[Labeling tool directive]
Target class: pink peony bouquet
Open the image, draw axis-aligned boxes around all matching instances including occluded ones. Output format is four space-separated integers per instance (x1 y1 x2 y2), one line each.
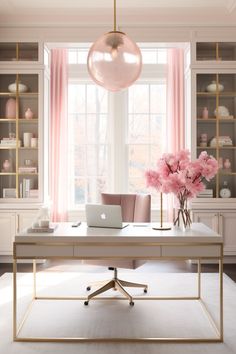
145 150 218 228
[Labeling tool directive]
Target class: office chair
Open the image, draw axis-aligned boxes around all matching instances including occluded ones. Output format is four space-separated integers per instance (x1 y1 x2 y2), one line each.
84 193 151 306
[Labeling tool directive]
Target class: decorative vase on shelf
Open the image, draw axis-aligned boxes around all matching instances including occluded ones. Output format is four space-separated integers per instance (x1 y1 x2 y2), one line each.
8 81 28 93
224 158 231 170
206 80 224 93
202 107 209 119
5 98 16 118
2 159 11 172
24 108 34 119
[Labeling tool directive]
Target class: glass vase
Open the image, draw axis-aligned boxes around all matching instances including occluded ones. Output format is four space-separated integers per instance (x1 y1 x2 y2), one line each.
173 207 192 231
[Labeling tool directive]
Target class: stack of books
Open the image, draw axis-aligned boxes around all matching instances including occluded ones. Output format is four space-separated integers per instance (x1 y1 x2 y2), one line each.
18 166 37 174
197 189 213 198
0 138 21 147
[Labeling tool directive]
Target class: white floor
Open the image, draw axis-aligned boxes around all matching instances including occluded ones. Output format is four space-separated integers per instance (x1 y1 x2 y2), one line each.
0 271 235 353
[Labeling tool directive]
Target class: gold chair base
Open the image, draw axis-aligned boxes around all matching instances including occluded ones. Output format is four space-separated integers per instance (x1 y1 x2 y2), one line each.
85 275 148 305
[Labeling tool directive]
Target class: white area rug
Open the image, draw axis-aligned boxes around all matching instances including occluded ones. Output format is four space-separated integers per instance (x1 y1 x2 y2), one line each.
0 271 236 353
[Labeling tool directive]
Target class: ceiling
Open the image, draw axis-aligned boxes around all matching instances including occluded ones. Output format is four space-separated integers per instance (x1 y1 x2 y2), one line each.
0 0 236 27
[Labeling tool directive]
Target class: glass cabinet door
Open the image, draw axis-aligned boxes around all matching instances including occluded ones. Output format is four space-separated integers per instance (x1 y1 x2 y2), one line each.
0 42 38 62
196 42 236 61
196 72 236 198
0 73 39 200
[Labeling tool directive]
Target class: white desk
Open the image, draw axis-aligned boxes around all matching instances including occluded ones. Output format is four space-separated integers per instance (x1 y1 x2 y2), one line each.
13 222 223 343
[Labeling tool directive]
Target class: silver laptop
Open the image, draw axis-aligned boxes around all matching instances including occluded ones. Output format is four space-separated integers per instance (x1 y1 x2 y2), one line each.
85 204 129 229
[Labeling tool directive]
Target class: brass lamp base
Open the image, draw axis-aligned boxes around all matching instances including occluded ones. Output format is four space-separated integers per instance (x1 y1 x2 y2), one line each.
152 223 172 231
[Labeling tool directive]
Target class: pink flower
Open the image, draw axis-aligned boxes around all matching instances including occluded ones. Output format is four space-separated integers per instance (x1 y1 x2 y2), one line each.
145 149 218 202
145 170 162 190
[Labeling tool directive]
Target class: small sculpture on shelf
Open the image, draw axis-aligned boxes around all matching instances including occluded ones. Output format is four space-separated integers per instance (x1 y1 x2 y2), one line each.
223 158 231 172
214 106 233 119
202 107 209 119
24 108 34 119
199 133 208 147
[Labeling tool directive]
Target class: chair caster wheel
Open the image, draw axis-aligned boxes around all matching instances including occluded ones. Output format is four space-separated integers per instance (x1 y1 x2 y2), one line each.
84 301 89 306
86 286 91 291
129 301 134 306
144 288 147 293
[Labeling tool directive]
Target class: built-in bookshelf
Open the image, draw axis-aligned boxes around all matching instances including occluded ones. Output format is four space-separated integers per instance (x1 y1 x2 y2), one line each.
0 43 40 201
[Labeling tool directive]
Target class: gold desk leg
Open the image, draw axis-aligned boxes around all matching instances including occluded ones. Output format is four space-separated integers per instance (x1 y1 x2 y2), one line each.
219 245 224 342
33 260 36 299
13 258 17 341
198 259 201 299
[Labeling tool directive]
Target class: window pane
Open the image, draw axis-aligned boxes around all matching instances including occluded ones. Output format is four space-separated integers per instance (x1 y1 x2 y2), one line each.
87 145 108 176
87 114 108 144
150 84 166 113
157 49 167 64
77 50 88 64
141 49 157 64
87 85 107 113
74 178 85 205
68 50 77 64
128 145 149 178
128 114 149 144
86 177 107 203
128 85 149 114
150 114 163 144
68 84 85 113
74 146 85 176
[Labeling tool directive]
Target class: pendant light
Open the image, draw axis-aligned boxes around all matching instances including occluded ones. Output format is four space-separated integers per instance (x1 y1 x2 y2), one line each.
87 0 142 92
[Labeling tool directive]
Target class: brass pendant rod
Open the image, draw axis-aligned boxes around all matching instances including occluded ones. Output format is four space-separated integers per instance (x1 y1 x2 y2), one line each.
114 0 117 32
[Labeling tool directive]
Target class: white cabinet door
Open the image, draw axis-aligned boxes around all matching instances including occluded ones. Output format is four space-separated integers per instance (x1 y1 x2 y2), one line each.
18 211 38 232
192 212 218 232
219 212 236 256
0 213 16 254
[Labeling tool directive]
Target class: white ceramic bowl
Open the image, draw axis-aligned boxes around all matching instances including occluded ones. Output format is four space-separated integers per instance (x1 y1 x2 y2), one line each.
8 82 28 93
206 81 224 93
214 106 229 117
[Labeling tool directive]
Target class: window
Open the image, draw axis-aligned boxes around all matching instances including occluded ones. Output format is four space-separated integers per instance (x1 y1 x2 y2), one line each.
68 84 108 206
68 46 167 209
128 82 166 205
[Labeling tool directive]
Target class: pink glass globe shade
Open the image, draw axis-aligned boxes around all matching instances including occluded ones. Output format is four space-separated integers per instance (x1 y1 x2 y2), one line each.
87 31 142 92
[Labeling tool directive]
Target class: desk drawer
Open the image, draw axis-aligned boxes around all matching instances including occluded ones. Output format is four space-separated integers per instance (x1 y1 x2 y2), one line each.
15 245 74 258
74 245 161 258
161 245 221 258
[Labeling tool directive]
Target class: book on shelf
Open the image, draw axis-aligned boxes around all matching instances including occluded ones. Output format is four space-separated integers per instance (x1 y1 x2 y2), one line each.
3 188 17 198
18 166 37 174
197 189 213 198
20 178 31 198
0 139 21 147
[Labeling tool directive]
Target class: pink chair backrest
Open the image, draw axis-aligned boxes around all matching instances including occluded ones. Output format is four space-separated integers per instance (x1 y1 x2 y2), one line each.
101 193 151 222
